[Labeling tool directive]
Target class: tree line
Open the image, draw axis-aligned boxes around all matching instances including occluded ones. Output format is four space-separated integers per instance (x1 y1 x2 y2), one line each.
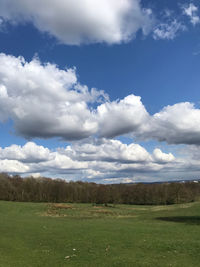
0 173 200 205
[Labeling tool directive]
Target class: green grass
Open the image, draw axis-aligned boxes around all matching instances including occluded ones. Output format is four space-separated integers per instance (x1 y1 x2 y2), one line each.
1 201 200 267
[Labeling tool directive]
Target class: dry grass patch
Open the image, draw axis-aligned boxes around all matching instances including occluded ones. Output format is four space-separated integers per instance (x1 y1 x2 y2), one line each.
91 209 113 214
51 203 74 209
42 203 76 217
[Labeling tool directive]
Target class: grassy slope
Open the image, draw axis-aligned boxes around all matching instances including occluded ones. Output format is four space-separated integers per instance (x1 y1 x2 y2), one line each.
0 201 200 267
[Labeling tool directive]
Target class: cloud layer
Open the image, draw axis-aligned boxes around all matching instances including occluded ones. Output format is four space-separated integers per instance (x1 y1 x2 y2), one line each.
0 139 199 183
0 51 198 182
1 53 200 146
0 140 178 182
0 0 153 45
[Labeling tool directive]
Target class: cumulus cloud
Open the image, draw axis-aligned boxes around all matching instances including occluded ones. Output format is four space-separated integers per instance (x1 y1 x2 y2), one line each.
0 142 52 163
147 102 200 145
97 94 149 138
1 53 200 146
39 153 88 172
0 142 88 174
153 148 175 163
0 0 153 45
1 140 200 183
0 140 177 181
182 3 200 25
61 138 152 163
0 159 29 173
96 97 200 146
0 53 107 140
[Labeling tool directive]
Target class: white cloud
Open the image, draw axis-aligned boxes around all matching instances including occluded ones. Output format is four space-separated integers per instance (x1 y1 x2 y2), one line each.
0 0 153 45
61 138 152 163
182 3 200 25
96 96 200 146
0 142 88 174
0 159 29 173
147 102 200 145
0 142 52 163
153 19 186 40
0 53 106 140
153 148 175 163
39 152 88 171
1 54 200 146
0 140 176 180
1 140 200 183
97 94 149 138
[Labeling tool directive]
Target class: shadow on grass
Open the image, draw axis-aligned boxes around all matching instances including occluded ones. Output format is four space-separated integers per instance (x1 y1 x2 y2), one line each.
156 216 200 225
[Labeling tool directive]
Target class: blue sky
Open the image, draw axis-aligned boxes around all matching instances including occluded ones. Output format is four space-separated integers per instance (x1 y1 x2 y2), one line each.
0 0 200 183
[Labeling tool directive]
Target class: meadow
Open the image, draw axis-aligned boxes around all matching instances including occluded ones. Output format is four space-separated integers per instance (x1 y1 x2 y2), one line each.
1 201 200 267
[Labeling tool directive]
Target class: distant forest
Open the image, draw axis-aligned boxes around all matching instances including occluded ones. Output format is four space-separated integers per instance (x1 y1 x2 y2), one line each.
0 173 200 205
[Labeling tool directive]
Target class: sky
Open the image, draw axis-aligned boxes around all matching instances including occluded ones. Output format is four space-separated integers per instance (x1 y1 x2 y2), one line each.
0 0 200 183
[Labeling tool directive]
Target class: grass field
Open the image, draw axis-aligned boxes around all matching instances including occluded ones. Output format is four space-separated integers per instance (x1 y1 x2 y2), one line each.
1 201 200 267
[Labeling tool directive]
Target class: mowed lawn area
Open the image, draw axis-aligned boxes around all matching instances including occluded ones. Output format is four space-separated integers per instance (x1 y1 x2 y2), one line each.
1 201 200 267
